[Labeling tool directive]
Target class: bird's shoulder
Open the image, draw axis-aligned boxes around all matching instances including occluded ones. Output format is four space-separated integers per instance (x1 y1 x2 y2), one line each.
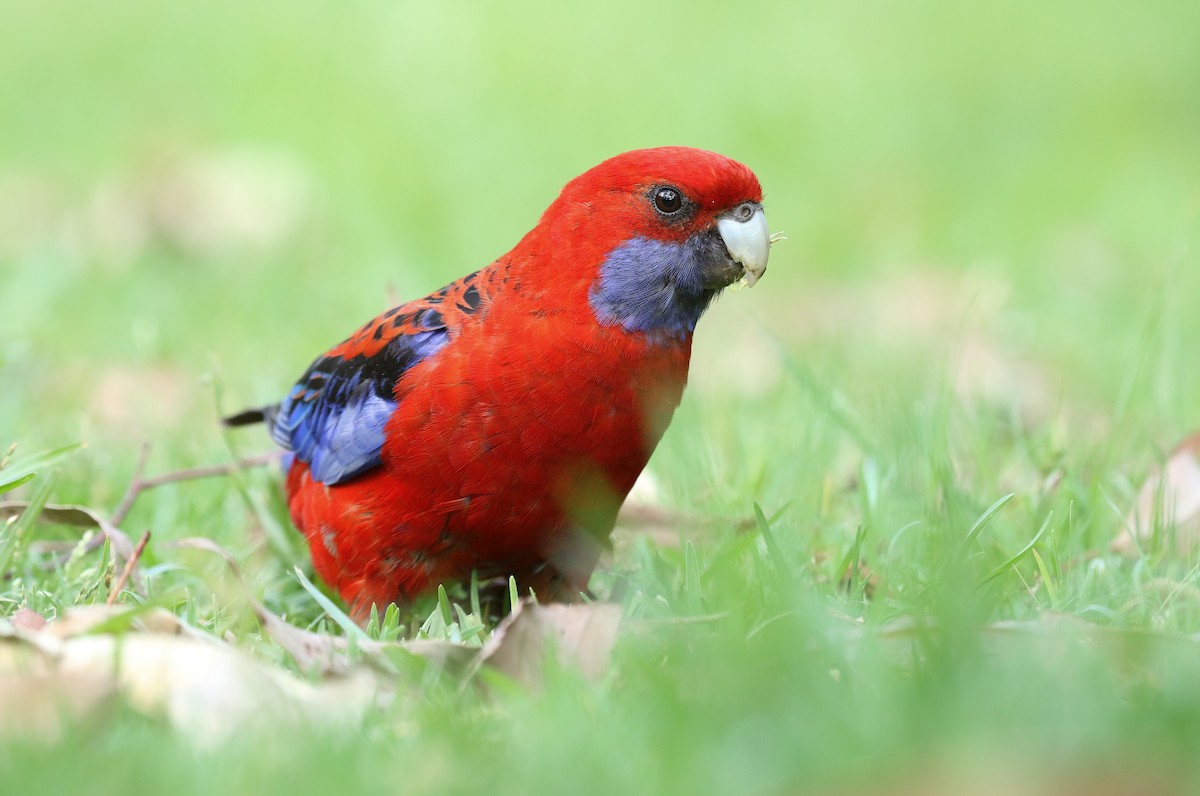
270 268 494 484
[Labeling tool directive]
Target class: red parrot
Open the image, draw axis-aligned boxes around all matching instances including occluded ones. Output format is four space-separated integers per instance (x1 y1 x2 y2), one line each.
227 147 770 618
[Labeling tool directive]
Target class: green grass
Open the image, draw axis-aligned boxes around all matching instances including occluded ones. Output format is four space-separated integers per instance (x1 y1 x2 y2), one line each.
3 0 1200 792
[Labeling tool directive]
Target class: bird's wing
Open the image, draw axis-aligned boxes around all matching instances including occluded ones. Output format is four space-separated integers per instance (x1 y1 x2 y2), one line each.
264 270 486 485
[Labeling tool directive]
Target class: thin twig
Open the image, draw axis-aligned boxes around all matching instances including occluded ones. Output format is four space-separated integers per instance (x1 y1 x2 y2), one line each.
112 448 281 527
107 529 150 605
6 449 281 584
71 450 283 561
133 451 282 491
111 442 151 527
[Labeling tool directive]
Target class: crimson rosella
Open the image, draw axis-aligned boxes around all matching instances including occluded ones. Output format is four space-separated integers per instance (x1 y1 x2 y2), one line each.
226 147 771 618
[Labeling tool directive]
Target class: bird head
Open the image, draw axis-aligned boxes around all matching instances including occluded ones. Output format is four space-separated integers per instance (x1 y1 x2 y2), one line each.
542 147 771 339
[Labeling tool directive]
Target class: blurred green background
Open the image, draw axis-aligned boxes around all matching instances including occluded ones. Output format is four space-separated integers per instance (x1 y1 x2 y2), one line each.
3 0 1197 454
3 0 1200 793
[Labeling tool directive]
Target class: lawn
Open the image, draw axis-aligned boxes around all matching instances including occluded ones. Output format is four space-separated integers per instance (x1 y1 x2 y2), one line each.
3 1 1200 793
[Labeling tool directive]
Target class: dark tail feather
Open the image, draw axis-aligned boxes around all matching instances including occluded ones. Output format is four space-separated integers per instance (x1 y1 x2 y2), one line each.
222 405 279 428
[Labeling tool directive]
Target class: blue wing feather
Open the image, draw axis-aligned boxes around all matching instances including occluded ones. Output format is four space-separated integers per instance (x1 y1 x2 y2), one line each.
270 321 450 485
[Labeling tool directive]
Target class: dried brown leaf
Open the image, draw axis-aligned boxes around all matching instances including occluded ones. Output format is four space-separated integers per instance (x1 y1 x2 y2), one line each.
164 536 476 678
4 616 382 747
0 667 118 742
0 622 116 742
478 600 623 687
40 605 201 641
1114 433 1200 555
59 633 313 746
253 605 351 676
613 493 754 553
0 501 138 568
10 607 47 633
256 600 480 678
1 536 502 746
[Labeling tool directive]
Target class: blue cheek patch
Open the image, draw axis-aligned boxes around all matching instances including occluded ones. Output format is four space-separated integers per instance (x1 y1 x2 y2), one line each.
589 236 718 339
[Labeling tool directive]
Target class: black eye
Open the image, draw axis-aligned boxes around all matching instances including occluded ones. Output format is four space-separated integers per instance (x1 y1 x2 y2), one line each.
653 186 684 215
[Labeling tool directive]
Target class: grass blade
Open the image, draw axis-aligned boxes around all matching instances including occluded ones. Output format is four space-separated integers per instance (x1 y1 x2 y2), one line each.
982 511 1054 585
293 566 369 642
0 471 57 575
0 473 35 494
835 522 870 601
684 540 702 614
754 503 793 594
0 443 82 496
958 493 1016 554
438 584 453 626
